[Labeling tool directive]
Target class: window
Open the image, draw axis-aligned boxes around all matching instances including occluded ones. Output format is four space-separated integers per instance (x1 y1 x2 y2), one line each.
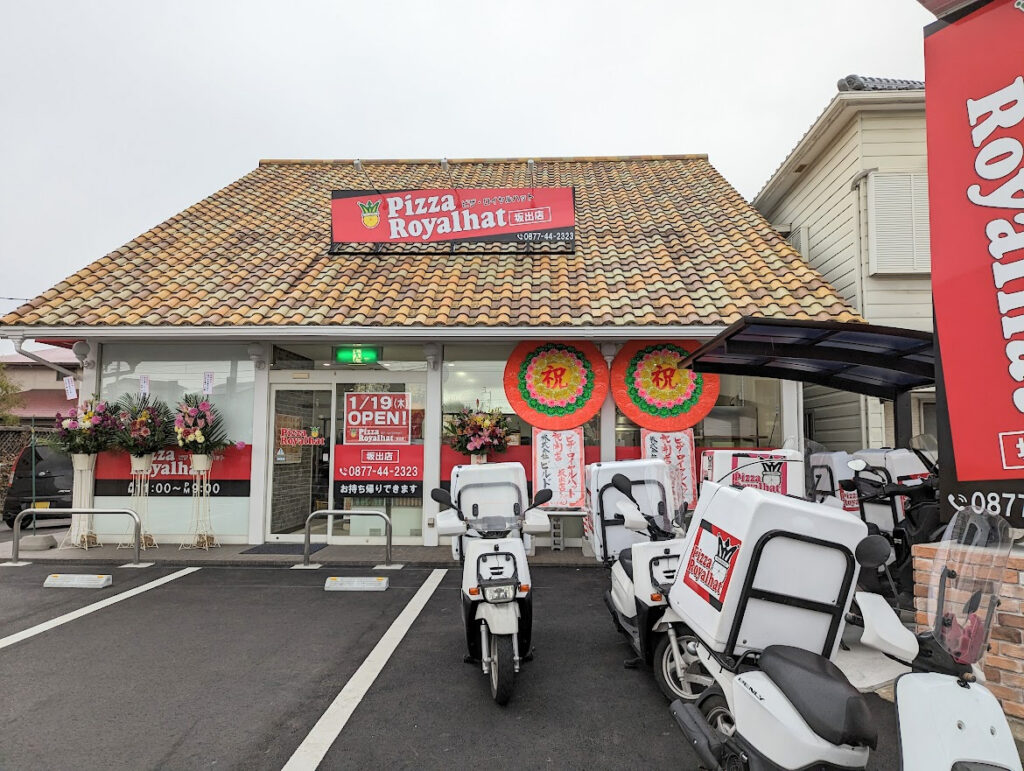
868 172 931 274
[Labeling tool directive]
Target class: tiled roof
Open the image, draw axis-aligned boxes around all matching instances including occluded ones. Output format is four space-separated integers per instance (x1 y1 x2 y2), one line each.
2 156 861 330
837 74 924 92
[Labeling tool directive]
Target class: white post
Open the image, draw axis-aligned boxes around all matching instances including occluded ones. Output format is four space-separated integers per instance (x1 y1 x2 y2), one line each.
247 343 270 544
422 344 442 547
780 379 803 451
600 343 618 461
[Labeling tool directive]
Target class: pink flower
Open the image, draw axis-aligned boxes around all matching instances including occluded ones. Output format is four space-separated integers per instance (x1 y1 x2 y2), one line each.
188 407 199 417
68 408 77 418
141 427 151 437
91 415 102 425
199 401 211 411
68 420 79 430
234 441 246 450
95 402 106 413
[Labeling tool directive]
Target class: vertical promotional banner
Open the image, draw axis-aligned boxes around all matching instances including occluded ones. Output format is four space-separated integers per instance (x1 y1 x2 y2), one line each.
925 0 1024 523
640 428 698 509
532 427 585 508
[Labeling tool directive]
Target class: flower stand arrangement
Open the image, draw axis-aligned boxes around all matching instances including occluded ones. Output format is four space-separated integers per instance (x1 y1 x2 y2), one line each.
52 398 117 549
445 408 510 465
174 395 236 550
112 394 172 550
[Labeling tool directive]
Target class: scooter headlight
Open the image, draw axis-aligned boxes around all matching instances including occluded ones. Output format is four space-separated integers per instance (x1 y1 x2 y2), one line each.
482 583 517 603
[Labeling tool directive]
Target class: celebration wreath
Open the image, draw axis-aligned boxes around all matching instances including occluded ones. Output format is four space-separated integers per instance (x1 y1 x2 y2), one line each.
611 340 720 431
503 341 609 430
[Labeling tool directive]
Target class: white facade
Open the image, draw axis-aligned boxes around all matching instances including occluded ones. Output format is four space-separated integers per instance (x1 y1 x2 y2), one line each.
753 88 933 452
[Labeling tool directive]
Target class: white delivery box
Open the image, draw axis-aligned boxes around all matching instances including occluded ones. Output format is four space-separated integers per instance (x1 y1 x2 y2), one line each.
699 448 805 499
670 481 867 659
449 462 531 559
853 448 929 528
584 459 675 563
808 450 860 513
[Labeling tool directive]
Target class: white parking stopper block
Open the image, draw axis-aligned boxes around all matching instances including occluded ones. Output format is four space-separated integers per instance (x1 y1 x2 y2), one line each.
373 564 404 570
44 574 113 589
290 563 322 570
324 576 388 592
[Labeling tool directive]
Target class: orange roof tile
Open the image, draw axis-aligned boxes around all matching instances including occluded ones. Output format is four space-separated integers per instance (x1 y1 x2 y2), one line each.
1 156 861 330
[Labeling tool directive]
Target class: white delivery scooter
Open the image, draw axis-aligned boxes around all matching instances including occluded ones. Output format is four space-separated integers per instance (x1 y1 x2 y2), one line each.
662 460 877 770
856 508 1022 771
430 462 551 706
597 462 694 697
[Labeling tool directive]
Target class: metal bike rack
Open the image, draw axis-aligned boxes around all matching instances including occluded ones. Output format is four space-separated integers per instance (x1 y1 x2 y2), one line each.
6 508 145 566
300 509 393 568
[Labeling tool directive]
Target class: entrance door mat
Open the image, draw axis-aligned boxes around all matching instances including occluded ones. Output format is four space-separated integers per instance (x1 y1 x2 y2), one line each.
241 543 327 555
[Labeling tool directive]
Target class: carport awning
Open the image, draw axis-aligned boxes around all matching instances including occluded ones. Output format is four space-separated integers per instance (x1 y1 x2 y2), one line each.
677 317 934 400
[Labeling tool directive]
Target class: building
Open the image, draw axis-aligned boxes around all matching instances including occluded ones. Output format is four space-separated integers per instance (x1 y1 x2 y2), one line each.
752 75 933 452
0 347 81 425
0 155 860 547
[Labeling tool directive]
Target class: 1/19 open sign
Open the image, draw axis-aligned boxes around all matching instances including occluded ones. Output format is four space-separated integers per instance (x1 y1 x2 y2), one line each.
344 392 411 445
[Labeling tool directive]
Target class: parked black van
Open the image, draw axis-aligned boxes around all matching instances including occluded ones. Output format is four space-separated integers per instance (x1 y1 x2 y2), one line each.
3 444 73 528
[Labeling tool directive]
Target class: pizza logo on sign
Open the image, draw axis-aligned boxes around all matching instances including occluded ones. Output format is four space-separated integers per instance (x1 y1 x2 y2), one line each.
358 199 381 229
683 520 742 611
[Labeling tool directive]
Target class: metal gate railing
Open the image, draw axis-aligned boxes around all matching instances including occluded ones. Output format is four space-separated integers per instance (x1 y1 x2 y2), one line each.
8 508 144 566
301 509 392 567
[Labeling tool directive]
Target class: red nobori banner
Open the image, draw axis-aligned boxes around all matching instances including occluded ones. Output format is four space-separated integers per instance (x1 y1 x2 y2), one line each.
330 187 575 247
926 1 1024 480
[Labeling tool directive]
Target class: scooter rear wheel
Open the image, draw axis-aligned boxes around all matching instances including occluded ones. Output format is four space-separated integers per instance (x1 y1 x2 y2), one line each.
490 634 516 705
654 634 713 703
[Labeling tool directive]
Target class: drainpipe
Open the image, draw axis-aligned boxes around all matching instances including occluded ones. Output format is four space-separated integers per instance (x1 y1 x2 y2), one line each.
10 336 78 379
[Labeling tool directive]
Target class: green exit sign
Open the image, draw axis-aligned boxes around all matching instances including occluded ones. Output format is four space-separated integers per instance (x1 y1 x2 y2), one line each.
333 346 380 365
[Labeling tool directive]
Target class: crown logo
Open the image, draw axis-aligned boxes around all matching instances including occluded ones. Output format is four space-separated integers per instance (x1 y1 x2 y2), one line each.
715 535 739 565
358 199 381 229
761 460 783 486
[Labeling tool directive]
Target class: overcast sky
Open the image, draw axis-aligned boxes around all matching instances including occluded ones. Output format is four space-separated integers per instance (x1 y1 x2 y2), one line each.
0 0 934 349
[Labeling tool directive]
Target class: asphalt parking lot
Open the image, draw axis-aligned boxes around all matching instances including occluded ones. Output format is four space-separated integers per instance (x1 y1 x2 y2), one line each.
0 563 899 770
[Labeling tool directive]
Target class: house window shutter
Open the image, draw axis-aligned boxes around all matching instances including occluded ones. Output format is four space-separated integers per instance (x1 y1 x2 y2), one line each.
868 172 931 274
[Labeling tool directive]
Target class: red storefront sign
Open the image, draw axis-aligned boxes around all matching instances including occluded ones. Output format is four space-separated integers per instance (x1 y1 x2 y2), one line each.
331 187 575 247
93 446 252 497
343 392 411 445
926 0 1024 480
334 444 424 498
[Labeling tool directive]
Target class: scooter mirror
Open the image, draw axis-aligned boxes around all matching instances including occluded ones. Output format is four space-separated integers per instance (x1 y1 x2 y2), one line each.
855 534 891 570
430 488 453 508
532 488 553 507
965 589 983 616
848 458 868 473
611 474 635 499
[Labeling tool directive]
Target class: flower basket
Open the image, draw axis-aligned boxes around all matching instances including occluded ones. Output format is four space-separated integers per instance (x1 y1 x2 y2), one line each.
444 409 510 458
190 453 213 473
174 394 236 455
130 453 154 474
53 398 117 455
113 394 173 459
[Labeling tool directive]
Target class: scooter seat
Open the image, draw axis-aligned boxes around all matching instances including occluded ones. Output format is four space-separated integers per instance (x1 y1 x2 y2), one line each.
619 548 633 581
759 645 877 750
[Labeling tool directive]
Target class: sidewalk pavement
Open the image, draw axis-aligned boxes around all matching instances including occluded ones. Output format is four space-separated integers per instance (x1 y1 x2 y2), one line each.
0 532 598 568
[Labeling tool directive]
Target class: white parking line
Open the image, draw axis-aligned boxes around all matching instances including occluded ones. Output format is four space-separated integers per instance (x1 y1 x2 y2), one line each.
0 567 201 651
282 568 448 771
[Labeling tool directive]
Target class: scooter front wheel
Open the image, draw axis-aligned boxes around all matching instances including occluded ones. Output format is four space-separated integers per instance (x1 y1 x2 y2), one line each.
490 634 516 705
654 634 713 703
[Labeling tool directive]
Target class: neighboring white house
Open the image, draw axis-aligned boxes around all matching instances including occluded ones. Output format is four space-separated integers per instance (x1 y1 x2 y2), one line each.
753 74 933 452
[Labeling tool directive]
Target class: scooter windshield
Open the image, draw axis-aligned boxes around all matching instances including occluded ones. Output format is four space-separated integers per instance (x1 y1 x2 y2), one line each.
928 508 1013 665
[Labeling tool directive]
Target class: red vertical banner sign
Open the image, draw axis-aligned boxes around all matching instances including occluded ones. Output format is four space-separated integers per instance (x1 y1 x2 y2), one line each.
926 1 1024 491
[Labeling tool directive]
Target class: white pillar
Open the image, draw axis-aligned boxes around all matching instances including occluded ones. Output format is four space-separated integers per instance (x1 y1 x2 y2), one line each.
422 344 442 546
247 343 270 544
780 379 803 451
600 343 619 461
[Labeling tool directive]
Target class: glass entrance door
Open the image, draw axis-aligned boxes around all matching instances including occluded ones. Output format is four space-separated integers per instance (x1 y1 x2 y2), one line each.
268 387 333 537
330 379 426 542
